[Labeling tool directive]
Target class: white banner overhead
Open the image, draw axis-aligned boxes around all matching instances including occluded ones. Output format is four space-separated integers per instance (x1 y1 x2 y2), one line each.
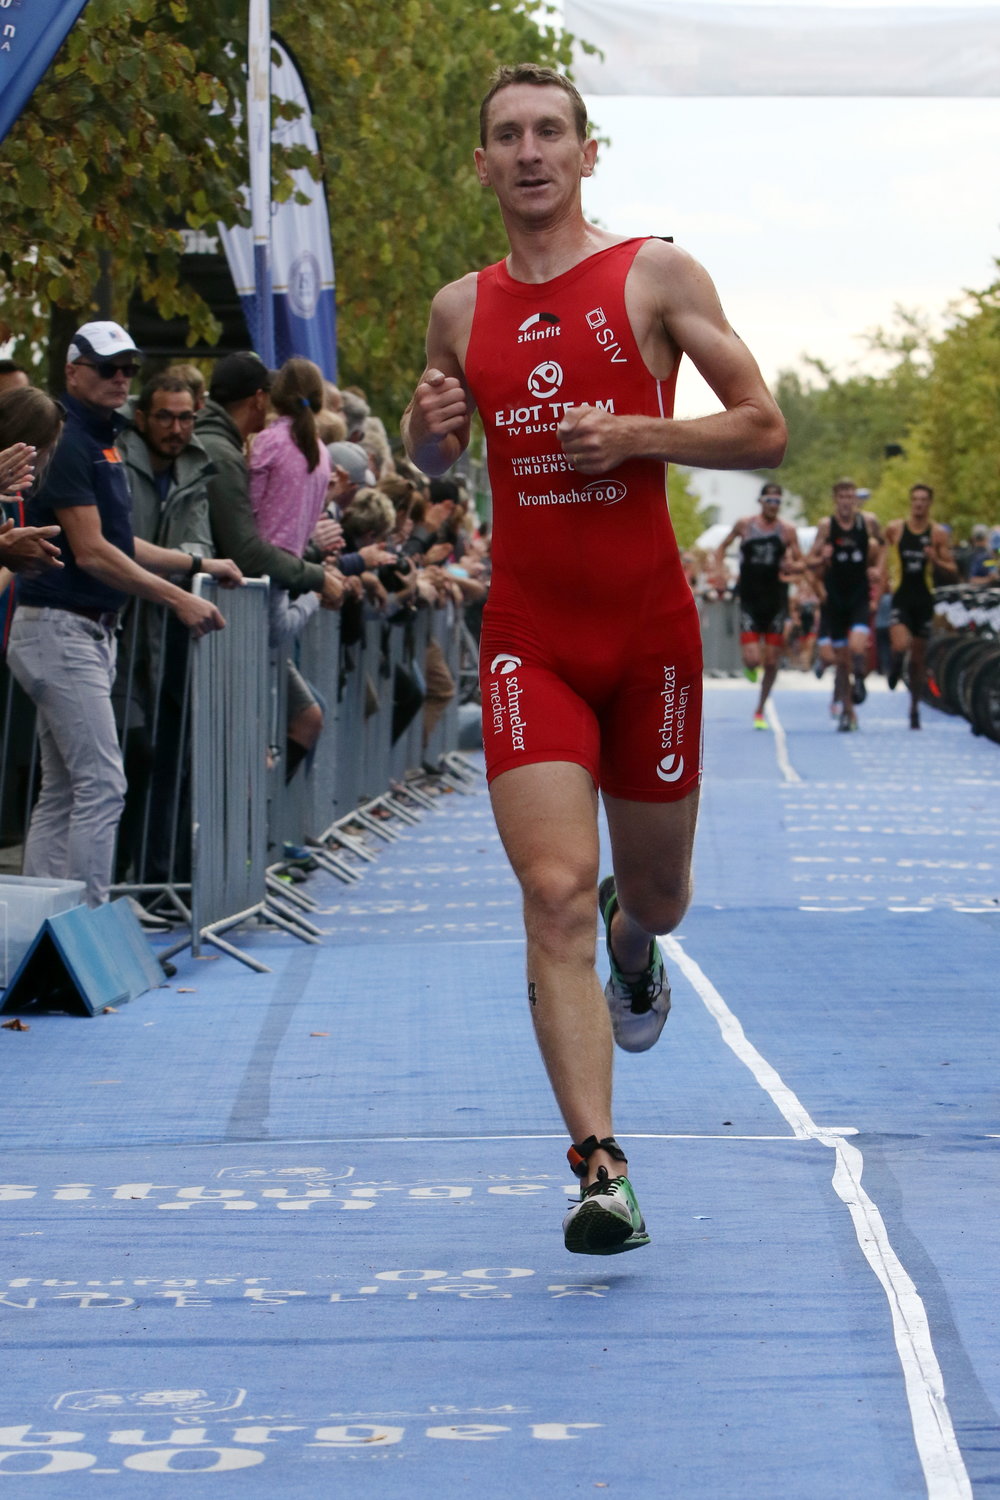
565 1 1000 96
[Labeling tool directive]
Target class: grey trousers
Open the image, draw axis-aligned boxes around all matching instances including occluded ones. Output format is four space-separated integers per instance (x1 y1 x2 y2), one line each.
7 606 127 907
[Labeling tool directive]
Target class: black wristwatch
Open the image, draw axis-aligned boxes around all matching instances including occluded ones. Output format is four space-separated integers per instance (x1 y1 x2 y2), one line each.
189 556 202 576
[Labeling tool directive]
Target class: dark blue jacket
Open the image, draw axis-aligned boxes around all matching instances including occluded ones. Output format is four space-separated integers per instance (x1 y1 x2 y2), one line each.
18 393 135 613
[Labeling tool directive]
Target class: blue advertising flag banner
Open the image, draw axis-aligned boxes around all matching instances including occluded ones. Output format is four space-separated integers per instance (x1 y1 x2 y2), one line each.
0 0 91 146
218 36 337 380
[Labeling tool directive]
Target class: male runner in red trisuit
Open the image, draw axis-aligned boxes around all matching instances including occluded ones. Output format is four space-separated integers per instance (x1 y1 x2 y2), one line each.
402 64 786 1255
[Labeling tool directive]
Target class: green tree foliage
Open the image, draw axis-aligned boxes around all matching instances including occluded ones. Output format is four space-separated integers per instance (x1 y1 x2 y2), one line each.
771 311 930 523
875 276 1000 538
667 467 714 549
0 0 576 411
273 0 575 419
0 0 282 376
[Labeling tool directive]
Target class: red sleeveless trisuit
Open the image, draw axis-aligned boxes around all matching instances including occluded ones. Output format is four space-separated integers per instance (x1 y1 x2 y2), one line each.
465 236 703 802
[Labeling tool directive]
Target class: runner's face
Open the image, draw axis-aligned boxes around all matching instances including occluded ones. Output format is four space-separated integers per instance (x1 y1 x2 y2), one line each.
474 84 596 220
910 489 932 523
833 486 857 518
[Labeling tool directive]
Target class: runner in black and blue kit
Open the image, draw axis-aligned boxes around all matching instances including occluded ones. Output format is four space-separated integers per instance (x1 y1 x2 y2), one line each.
713 482 803 728
880 483 957 729
807 479 881 731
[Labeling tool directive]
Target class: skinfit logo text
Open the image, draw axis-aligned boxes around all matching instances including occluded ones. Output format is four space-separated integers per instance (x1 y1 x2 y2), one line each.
518 313 561 344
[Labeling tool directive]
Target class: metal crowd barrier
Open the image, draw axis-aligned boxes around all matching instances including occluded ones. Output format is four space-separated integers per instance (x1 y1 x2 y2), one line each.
0 580 475 974
697 594 743 676
186 577 274 967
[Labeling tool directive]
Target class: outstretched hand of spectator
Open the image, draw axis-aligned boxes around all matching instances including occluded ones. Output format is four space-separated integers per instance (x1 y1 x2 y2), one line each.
313 516 344 556
200 557 244 589
361 571 388 607
174 592 225 639
0 517 63 574
0 443 36 497
357 543 395 569
319 564 346 610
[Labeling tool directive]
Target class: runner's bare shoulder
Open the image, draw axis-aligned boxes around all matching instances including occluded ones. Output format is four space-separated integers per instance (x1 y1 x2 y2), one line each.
427 272 479 365
632 237 717 303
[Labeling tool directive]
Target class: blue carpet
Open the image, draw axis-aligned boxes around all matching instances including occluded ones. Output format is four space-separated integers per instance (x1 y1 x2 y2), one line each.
0 680 997 1496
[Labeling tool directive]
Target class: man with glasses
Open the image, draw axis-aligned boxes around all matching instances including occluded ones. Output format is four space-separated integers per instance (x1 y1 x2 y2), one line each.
7 322 240 909
117 372 220 897
120 372 215 554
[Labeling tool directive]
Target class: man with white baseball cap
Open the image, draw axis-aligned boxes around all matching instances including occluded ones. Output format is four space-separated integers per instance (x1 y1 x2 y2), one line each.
65 320 142 367
6 321 241 908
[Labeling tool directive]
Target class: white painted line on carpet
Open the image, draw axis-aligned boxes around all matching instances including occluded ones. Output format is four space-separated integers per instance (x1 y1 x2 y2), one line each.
664 936 972 1500
765 699 802 784
252 1132 809 1146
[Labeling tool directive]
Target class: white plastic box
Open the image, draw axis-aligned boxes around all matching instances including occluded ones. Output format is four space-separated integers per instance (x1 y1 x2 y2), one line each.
0 876 87 987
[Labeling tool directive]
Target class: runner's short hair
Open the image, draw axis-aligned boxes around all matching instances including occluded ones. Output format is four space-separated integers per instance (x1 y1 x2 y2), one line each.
479 65 589 146
910 482 934 501
832 477 857 494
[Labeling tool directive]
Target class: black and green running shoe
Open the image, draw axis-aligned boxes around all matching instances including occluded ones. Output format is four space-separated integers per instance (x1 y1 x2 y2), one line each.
563 1165 651 1255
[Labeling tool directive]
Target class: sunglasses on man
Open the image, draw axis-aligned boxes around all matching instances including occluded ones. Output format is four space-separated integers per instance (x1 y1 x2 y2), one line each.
76 360 141 381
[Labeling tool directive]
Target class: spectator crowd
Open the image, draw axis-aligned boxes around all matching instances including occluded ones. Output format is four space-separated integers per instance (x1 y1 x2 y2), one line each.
0 326 489 926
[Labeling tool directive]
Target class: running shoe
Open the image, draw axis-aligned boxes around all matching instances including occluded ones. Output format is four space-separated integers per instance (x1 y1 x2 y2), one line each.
887 655 903 691
851 676 867 705
598 876 671 1053
563 1165 650 1255
813 660 827 680
837 709 855 733
753 712 769 730
910 707 921 730
743 665 759 684
282 842 319 871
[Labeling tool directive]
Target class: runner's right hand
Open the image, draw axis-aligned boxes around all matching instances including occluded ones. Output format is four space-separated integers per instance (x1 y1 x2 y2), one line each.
413 369 467 438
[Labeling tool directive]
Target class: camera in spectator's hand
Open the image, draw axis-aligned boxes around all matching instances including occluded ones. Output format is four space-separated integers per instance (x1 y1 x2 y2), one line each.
377 555 413 593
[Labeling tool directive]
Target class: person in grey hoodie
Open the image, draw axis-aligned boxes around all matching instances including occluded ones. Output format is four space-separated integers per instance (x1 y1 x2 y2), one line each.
197 352 345 786
116 371 224 892
119 372 215 556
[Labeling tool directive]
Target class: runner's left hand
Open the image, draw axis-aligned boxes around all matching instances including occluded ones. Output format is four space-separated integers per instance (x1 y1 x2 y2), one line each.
557 405 627 474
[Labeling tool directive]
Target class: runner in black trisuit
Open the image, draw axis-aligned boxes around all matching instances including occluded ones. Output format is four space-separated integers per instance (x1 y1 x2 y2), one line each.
806 479 882 731
879 483 958 729
713 482 803 728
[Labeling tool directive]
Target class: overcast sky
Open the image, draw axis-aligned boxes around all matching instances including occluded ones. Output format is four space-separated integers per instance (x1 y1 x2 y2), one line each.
573 4 1000 417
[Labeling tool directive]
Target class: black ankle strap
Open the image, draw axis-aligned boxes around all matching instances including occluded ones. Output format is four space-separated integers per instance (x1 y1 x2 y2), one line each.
567 1135 627 1179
